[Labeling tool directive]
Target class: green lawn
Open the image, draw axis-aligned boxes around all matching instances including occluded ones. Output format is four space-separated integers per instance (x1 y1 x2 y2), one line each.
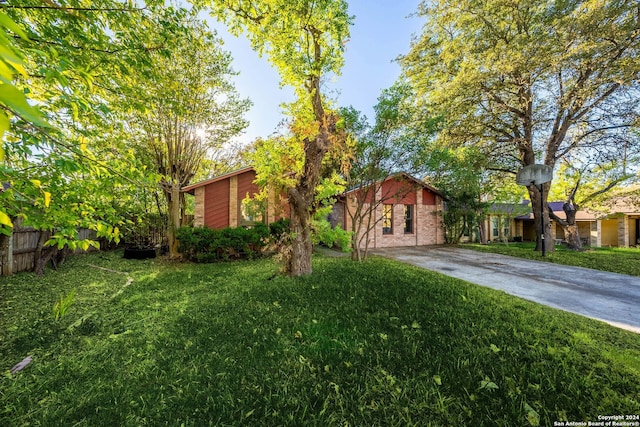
1 250 639 426
463 242 640 277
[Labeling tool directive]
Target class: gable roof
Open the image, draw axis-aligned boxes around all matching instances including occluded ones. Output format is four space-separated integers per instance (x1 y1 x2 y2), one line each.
182 166 254 195
183 168 443 199
343 172 443 198
515 201 599 221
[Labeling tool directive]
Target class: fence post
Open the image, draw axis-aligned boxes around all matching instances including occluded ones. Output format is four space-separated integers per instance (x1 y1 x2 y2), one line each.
1 229 14 276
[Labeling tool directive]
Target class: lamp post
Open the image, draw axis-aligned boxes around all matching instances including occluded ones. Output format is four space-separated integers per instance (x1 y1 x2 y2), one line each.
516 164 553 257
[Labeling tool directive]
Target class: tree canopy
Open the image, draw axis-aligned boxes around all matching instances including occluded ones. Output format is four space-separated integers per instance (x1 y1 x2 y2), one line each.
402 0 640 251
125 14 250 258
0 1 253 272
197 0 352 275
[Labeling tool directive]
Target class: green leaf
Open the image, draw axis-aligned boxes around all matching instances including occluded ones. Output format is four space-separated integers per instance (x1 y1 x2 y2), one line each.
479 378 499 391
0 44 27 77
0 83 49 127
0 210 13 228
524 402 540 426
0 12 29 40
0 111 8 159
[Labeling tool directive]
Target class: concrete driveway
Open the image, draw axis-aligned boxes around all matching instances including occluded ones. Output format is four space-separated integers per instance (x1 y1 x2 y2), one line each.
371 246 640 334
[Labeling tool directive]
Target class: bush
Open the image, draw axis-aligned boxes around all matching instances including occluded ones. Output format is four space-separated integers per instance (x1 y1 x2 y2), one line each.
269 218 290 240
312 218 352 252
176 224 270 262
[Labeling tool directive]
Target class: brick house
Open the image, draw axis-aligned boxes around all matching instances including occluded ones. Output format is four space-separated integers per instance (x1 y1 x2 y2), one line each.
182 167 288 228
183 168 445 249
332 173 445 249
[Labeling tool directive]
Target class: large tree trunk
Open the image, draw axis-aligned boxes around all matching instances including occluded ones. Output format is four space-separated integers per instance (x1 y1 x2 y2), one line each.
287 199 313 275
562 202 582 249
167 181 181 259
528 184 554 254
477 217 487 244
284 73 337 276
286 124 328 275
562 223 582 250
33 230 57 276
550 202 583 250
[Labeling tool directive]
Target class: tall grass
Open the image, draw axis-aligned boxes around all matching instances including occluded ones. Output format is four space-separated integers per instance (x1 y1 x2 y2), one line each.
1 250 639 426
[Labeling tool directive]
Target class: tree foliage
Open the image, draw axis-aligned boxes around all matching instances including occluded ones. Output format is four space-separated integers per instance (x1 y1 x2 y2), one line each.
198 0 352 275
422 146 490 244
0 1 229 272
547 157 637 249
126 14 250 258
340 82 436 260
402 0 640 252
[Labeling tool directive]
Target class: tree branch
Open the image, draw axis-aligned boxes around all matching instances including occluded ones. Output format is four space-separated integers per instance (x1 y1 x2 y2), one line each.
548 205 567 227
0 4 147 13
18 35 165 55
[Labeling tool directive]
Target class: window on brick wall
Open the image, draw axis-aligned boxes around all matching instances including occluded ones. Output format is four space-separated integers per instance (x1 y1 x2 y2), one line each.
240 202 263 226
404 205 413 234
382 204 393 235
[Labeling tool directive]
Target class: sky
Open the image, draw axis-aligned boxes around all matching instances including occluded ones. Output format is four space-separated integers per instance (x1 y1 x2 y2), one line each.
200 1 424 145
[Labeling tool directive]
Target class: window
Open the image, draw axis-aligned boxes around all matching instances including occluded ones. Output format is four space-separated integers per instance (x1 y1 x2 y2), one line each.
503 223 510 238
404 205 413 234
241 202 263 226
382 204 393 234
492 217 499 237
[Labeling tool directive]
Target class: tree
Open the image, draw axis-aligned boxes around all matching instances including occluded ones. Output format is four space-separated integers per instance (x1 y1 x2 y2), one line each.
548 156 638 249
199 0 352 275
341 82 434 260
421 146 490 244
127 15 250 259
402 0 640 254
0 1 211 272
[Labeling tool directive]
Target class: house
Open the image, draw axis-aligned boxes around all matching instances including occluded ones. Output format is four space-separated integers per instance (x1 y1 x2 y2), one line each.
515 200 640 247
183 168 446 249
182 167 288 229
481 202 531 243
331 173 445 249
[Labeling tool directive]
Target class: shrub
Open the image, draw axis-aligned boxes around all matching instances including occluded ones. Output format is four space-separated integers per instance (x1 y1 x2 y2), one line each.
269 218 290 240
177 225 270 262
312 218 352 252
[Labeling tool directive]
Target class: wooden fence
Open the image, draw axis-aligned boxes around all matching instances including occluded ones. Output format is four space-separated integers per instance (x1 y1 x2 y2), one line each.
0 228 98 276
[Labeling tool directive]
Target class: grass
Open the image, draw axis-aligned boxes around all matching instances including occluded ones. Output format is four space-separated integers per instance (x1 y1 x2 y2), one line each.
463 242 640 277
1 250 639 426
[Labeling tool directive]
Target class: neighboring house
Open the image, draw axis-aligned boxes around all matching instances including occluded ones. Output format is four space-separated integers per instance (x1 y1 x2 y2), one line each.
482 202 531 243
182 167 288 229
515 200 640 248
332 173 445 249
